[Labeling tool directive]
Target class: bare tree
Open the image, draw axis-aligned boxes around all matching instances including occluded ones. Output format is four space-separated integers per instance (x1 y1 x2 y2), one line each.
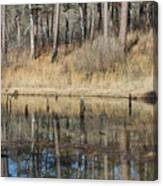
83 4 87 40
34 7 39 58
1 5 7 64
29 4 35 59
86 4 91 39
65 13 69 52
97 3 102 32
50 6 54 43
79 4 85 43
135 3 140 29
46 9 50 42
104 2 108 43
38 11 45 50
51 4 60 63
90 4 95 41
63 4 70 52
15 10 21 47
119 2 128 54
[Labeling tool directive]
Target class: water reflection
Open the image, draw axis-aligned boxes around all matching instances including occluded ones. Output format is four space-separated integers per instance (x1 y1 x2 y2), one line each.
1 96 157 180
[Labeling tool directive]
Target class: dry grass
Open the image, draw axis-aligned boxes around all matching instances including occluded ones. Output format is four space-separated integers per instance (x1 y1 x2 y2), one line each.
2 31 154 97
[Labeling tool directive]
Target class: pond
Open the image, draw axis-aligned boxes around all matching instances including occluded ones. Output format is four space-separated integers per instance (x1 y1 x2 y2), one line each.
1 96 157 180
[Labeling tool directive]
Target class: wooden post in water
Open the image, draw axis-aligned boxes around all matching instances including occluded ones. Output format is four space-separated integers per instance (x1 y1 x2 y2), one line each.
6 95 9 113
55 94 58 101
46 98 51 141
80 97 87 144
46 98 50 113
129 93 132 116
80 96 85 119
9 97 12 114
25 104 29 120
66 117 70 141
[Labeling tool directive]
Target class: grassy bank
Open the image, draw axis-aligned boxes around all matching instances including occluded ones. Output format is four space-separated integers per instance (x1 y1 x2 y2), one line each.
2 31 154 97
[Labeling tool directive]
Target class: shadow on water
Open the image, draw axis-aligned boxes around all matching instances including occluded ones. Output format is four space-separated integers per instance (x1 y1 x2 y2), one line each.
141 91 158 105
1 95 157 180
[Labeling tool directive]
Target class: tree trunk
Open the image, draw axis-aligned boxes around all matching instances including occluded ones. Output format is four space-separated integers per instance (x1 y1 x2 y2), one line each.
79 4 85 43
90 4 95 41
39 13 45 49
128 3 133 31
38 11 42 50
97 3 102 32
1 5 7 65
65 12 69 51
34 8 39 58
135 3 140 29
46 11 50 42
51 4 60 63
15 13 21 47
29 4 35 59
108 3 113 36
104 2 108 43
51 6 54 43
112 4 120 36
86 4 91 39
146 2 151 31
83 4 87 40
119 2 128 54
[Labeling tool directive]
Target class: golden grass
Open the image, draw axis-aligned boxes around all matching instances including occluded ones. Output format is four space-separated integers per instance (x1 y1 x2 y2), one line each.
2 31 154 97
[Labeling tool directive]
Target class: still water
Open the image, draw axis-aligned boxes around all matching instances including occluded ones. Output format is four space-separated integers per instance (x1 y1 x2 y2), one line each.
1 96 157 180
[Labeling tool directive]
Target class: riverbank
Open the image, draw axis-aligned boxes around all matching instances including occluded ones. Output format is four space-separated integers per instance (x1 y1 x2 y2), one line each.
2 31 155 99
2 76 153 98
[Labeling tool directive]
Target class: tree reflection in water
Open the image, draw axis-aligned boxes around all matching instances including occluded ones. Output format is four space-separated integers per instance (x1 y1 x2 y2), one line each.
1 96 157 180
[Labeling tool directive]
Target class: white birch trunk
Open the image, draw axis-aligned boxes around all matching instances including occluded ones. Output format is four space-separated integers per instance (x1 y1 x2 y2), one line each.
29 4 35 59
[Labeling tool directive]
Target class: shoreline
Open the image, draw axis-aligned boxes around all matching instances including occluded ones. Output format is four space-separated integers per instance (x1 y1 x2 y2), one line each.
1 87 157 101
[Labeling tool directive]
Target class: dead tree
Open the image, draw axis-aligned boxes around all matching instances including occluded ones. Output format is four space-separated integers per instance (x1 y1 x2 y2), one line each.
97 3 102 32
90 4 95 41
119 2 128 54
46 10 50 42
65 13 69 53
51 6 54 43
38 11 44 51
15 10 21 47
86 4 91 39
29 4 35 59
104 2 108 44
83 4 87 40
79 4 85 43
51 4 60 63
1 5 7 64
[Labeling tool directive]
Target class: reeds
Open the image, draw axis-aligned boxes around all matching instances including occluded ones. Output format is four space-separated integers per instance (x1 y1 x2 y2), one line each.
2 31 154 95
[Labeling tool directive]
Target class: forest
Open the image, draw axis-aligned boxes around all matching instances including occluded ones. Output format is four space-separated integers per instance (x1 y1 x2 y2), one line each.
1 1 158 179
1 1 158 97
